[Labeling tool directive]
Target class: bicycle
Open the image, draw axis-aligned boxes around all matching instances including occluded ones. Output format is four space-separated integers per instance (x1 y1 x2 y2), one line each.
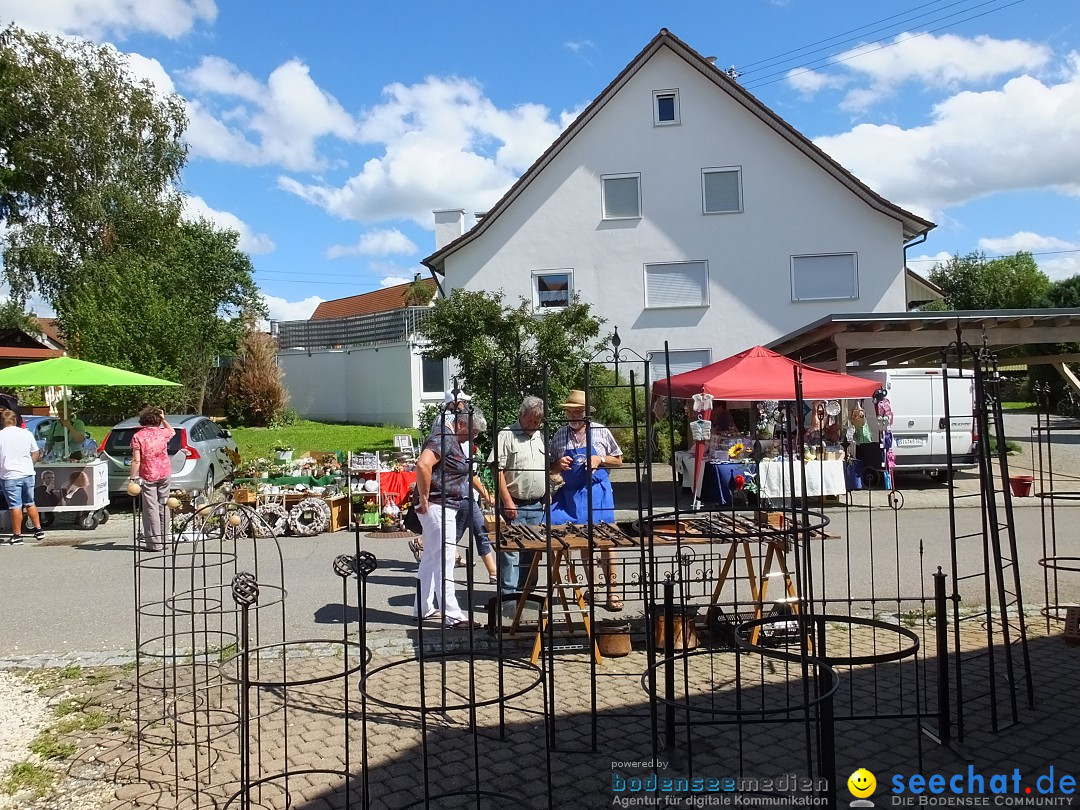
1055 390 1080 419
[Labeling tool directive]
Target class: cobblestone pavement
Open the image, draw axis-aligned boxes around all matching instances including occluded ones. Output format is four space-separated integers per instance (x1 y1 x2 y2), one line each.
18 616 1077 810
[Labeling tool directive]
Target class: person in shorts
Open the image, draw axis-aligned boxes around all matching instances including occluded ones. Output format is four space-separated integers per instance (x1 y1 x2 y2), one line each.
0 409 45 544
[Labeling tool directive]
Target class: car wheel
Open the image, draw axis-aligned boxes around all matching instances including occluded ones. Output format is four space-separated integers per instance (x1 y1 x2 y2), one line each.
204 465 215 494
862 468 882 489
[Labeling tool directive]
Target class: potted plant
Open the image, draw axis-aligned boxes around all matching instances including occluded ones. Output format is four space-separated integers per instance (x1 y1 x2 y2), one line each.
362 500 379 525
273 445 294 462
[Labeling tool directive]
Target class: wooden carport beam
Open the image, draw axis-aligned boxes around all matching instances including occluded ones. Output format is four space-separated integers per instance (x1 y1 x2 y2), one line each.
834 326 1080 350
1054 362 1080 397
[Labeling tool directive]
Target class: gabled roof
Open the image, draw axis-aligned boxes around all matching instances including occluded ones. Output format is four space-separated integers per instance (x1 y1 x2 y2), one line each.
310 278 436 320
423 28 934 274
33 317 65 349
904 268 945 310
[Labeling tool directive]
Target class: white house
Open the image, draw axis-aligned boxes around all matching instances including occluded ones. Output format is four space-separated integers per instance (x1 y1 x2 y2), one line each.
422 29 935 380
275 279 443 427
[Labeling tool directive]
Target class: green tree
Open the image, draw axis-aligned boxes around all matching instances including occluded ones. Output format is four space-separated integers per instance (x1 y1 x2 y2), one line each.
416 289 606 426
64 220 263 420
0 24 187 302
927 251 1050 311
0 297 39 335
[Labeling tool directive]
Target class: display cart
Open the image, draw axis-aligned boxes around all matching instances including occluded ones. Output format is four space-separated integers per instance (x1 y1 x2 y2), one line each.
33 459 110 529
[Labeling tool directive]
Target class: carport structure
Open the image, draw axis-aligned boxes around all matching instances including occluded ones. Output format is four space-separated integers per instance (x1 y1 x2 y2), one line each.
767 308 1080 390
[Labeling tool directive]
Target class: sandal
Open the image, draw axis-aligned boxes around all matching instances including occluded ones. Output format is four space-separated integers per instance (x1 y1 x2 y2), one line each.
605 593 624 612
455 554 466 568
408 538 423 562
420 611 442 622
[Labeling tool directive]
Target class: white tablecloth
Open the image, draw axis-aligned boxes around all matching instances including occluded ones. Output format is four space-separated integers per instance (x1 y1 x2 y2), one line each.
757 459 846 499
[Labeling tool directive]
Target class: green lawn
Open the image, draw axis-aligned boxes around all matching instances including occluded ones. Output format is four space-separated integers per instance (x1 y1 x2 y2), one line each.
86 420 417 464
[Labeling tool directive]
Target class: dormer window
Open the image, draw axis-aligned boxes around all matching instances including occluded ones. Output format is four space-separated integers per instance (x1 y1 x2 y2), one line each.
653 89 680 126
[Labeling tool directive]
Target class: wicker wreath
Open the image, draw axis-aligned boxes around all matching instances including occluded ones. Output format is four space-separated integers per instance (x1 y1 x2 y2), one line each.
221 509 252 541
255 503 290 537
288 497 331 537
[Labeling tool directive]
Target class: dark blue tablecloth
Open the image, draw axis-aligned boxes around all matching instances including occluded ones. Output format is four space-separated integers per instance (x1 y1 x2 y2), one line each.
699 462 756 505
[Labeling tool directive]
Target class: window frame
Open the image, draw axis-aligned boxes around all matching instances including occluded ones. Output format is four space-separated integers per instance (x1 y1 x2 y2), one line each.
643 260 711 310
601 172 642 220
701 166 743 215
789 252 860 302
531 269 575 312
653 89 680 126
647 348 712 382
420 356 446 396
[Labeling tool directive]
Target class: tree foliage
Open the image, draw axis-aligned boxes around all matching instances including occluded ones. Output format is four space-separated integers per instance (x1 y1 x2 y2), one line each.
0 24 187 300
0 24 263 421
0 297 40 335
226 321 289 427
416 289 606 427
926 251 1050 311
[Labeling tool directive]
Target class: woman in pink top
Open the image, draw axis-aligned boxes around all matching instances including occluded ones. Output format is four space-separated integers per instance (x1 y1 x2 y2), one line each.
130 407 175 551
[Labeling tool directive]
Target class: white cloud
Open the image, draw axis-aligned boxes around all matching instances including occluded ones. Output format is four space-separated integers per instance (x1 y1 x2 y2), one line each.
379 276 413 287
122 52 176 94
181 57 358 171
814 54 1080 215
278 76 567 226
978 231 1080 281
785 32 1053 111
0 0 216 39
261 293 323 322
785 68 848 97
182 195 276 255
326 229 418 259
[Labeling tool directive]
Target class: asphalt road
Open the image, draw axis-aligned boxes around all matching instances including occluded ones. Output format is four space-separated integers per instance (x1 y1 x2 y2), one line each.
2 412 1077 662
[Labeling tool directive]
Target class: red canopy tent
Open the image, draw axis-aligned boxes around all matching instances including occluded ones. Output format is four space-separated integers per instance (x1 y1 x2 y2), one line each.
653 345 880 401
653 346 881 509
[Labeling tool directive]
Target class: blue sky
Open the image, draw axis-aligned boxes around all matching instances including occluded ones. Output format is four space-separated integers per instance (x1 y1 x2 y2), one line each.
3 0 1079 320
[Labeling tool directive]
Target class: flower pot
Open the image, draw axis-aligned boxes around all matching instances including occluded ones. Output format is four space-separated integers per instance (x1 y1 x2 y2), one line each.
1008 475 1033 498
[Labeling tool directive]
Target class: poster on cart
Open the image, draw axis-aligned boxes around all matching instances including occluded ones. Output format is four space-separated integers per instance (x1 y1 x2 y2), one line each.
34 461 109 512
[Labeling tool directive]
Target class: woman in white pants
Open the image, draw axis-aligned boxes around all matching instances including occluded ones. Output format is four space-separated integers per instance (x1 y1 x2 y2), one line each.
414 406 486 629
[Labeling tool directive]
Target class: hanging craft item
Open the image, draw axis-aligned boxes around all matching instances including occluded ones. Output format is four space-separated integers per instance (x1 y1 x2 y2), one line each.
255 502 289 537
288 497 331 536
873 388 897 490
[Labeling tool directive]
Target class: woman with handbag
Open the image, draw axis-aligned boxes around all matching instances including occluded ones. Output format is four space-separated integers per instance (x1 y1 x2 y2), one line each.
412 407 487 629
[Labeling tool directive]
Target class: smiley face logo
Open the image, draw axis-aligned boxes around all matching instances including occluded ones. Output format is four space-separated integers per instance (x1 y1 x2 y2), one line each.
848 769 876 799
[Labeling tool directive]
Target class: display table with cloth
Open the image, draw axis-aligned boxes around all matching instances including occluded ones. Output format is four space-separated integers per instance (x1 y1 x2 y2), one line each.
757 459 849 499
698 462 756 506
235 474 338 487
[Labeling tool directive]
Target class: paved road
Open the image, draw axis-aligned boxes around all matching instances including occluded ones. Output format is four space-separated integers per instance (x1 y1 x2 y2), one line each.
2 412 1077 662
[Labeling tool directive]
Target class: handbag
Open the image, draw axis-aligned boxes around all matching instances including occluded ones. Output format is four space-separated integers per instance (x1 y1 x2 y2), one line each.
401 487 423 535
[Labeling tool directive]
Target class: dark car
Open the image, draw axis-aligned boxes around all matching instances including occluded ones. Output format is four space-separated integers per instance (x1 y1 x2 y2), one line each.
100 414 239 498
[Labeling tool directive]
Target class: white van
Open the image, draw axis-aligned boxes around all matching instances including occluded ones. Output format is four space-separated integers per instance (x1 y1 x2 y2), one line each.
852 368 978 481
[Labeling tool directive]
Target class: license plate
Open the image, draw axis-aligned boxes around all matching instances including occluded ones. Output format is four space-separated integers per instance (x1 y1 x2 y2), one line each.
895 436 926 447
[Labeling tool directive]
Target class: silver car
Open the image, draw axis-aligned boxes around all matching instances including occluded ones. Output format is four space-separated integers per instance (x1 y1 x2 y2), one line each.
100 414 239 498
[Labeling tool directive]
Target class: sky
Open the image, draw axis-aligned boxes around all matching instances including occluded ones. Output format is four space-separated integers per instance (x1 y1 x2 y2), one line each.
2 0 1079 321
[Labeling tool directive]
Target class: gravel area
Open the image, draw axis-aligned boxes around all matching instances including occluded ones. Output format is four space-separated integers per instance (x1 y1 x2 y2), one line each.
0 671 49 809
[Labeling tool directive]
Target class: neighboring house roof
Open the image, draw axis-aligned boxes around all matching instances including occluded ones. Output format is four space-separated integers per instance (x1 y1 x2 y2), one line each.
423 28 934 274
0 318 64 361
33 317 66 349
904 269 945 310
309 278 436 320
0 346 63 360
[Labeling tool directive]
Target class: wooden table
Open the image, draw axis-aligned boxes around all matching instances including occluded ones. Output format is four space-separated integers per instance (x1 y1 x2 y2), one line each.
493 515 809 663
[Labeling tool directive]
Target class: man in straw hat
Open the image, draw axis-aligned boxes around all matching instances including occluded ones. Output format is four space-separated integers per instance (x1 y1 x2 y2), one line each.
548 389 624 611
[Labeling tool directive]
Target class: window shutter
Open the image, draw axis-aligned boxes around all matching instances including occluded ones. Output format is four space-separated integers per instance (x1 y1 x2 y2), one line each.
703 170 741 213
645 262 708 308
603 176 640 218
649 349 710 381
791 254 858 300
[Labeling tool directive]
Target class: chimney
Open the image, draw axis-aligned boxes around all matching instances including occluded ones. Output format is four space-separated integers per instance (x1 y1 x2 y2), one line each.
433 208 466 250
474 211 488 223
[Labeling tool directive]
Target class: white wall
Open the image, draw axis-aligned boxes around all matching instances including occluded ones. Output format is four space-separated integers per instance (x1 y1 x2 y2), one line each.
278 343 441 427
442 47 909 368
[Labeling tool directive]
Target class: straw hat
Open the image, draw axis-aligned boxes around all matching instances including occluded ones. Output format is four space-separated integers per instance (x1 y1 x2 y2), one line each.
559 390 594 412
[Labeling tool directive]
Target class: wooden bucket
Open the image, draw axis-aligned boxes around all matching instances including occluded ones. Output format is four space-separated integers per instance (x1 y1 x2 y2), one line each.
653 608 699 652
595 622 632 657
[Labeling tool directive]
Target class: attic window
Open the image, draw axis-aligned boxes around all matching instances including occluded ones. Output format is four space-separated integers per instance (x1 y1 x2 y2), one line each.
653 89 680 126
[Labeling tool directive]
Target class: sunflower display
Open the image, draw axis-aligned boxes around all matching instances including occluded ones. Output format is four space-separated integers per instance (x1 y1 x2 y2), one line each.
728 442 746 460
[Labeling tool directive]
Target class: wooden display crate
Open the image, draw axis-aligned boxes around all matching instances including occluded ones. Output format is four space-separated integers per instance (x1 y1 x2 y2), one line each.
233 488 256 505
1065 606 1080 645
327 495 349 532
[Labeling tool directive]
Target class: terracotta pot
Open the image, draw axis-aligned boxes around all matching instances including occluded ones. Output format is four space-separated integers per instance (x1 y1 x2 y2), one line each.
1008 475 1033 498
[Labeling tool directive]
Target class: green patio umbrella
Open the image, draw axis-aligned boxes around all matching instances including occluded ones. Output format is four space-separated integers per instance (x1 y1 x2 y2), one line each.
0 356 180 388
0 357 180 456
